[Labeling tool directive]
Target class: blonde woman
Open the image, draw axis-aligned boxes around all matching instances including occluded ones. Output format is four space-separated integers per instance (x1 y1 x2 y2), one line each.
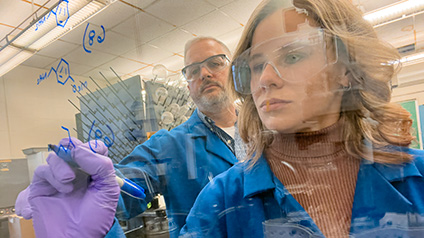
180 0 424 237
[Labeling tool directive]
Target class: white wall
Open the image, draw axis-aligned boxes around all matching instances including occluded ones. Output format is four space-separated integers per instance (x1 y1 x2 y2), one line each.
0 64 90 159
392 61 424 104
392 83 424 104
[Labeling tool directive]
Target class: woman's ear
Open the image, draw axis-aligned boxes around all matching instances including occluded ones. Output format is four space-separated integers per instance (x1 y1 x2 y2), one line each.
337 64 350 88
340 70 350 87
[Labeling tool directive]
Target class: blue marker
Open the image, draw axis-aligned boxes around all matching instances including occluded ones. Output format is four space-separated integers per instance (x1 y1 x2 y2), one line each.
48 144 146 200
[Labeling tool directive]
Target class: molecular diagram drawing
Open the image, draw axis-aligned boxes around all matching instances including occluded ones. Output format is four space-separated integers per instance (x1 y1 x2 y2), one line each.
48 58 74 85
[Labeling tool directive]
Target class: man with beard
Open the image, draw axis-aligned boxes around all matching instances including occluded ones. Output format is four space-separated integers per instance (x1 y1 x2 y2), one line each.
113 37 239 237
183 37 237 140
15 37 241 238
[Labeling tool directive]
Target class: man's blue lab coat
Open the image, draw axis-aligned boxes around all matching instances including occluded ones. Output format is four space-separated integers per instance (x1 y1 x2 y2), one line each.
180 148 424 238
106 109 237 238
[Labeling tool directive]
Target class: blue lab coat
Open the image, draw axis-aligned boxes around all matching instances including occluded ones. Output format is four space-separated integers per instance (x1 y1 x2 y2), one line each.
180 148 424 237
106 109 237 238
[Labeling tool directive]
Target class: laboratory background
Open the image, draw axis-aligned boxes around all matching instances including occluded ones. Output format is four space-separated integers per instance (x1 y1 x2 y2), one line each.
0 0 423 237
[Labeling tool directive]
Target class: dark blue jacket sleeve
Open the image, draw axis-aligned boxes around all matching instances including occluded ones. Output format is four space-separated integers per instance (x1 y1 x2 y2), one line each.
179 174 228 238
179 165 262 238
104 218 126 238
114 129 170 220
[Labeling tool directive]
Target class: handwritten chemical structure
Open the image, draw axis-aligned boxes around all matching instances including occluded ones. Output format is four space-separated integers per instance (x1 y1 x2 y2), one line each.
83 23 106 53
72 81 88 93
37 72 47 85
35 0 70 31
88 120 115 153
58 126 75 153
48 58 74 85
37 58 86 94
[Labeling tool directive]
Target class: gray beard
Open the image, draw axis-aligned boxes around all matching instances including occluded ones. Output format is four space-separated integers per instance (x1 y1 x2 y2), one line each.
196 90 230 114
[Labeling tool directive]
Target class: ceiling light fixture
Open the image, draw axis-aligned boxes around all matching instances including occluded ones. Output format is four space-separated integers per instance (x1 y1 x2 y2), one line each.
363 0 424 27
0 0 113 77
400 51 424 66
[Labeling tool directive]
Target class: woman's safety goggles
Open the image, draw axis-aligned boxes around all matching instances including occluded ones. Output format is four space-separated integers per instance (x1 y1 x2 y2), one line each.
182 54 230 82
232 28 339 94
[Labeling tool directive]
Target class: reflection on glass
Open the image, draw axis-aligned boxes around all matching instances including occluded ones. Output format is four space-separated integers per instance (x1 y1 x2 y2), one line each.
3 0 424 238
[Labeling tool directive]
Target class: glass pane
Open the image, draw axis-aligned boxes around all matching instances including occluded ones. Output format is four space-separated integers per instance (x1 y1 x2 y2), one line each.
1 0 424 238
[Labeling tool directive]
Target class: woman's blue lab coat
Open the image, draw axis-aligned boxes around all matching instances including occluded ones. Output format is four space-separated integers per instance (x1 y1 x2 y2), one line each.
105 109 237 238
180 148 424 237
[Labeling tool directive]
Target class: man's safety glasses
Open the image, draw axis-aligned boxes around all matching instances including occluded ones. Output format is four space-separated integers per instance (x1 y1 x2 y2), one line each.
182 54 230 82
232 29 339 94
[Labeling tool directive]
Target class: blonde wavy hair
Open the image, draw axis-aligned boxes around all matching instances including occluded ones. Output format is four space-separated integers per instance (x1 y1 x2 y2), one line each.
231 0 414 165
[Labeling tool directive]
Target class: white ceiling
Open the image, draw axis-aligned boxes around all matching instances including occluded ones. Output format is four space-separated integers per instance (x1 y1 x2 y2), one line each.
0 0 423 83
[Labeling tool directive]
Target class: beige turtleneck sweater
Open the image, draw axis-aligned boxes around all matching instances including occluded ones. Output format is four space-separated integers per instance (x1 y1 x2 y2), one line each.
265 121 360 238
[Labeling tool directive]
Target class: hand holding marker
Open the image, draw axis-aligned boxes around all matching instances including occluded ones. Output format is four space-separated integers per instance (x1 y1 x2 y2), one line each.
48 144 146 199
15 138 125 238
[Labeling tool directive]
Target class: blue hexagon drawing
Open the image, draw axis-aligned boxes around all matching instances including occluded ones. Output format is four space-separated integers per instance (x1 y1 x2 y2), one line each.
55 0 70 28
48 58 74 85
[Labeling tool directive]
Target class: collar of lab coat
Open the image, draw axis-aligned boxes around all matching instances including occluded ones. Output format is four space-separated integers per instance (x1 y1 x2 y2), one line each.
243 156 276 198
352 149 423 218
185 109 237 165
243 149 423 202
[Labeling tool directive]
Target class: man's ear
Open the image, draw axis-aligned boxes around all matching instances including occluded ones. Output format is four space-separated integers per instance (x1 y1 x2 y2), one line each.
187 84 192 96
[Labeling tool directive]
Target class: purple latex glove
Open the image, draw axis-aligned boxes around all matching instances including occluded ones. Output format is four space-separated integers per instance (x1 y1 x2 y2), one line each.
15 137 120 238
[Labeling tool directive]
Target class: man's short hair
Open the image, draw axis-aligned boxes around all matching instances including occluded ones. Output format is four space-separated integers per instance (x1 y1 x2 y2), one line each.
184 37 231 64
